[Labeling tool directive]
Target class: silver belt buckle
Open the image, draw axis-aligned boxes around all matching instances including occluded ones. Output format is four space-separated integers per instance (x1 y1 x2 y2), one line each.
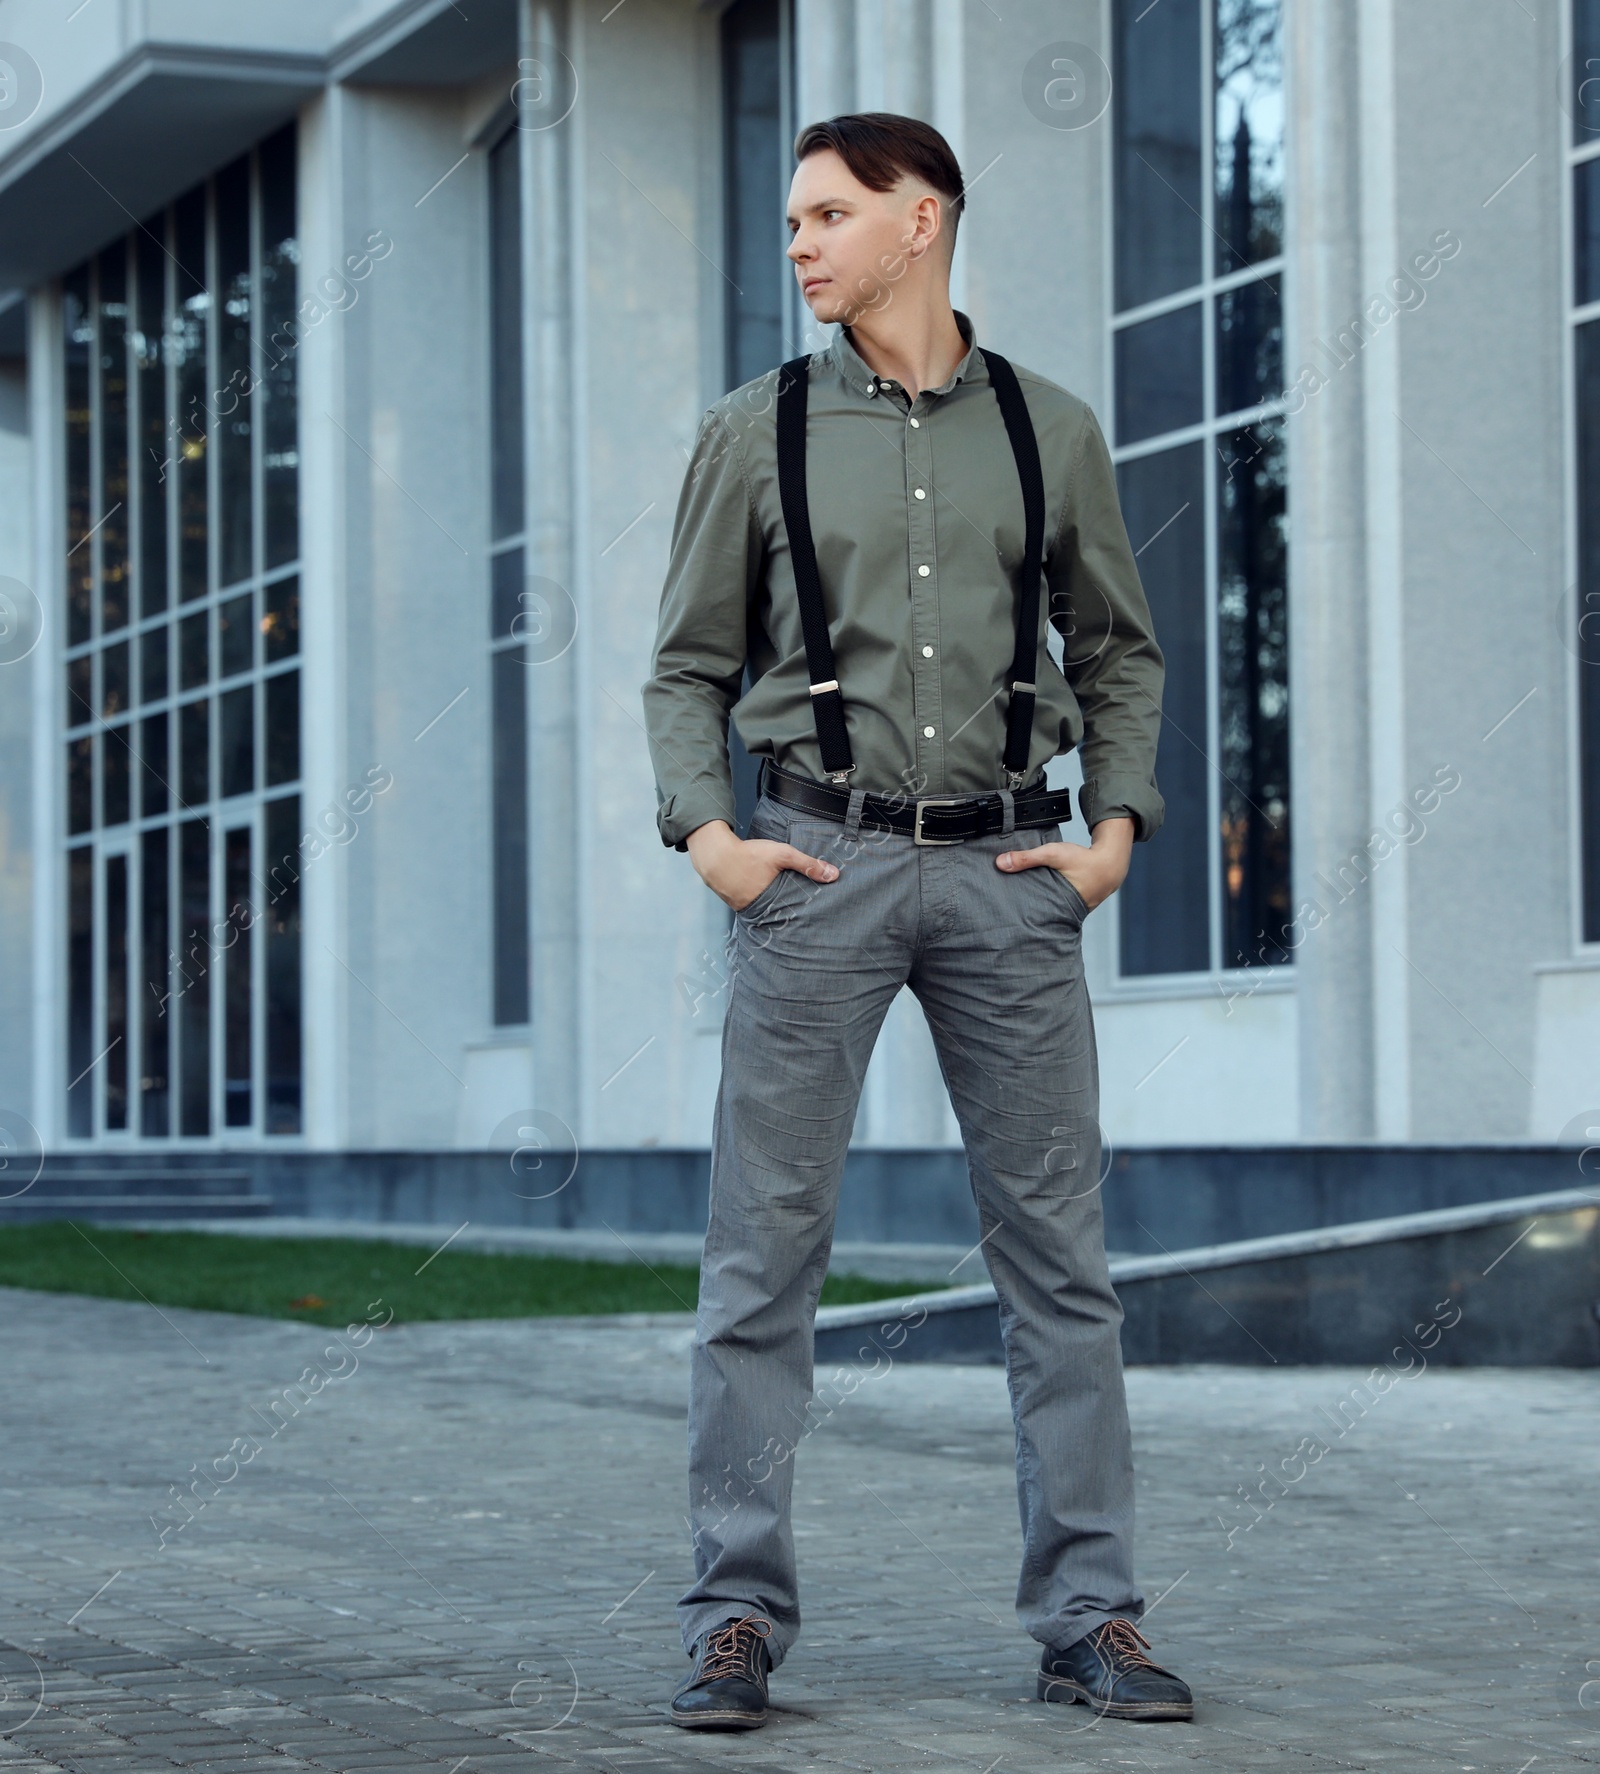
912 796 966 846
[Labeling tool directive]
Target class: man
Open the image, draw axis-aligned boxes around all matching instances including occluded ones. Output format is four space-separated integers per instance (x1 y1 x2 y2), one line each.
642 112 1193 1730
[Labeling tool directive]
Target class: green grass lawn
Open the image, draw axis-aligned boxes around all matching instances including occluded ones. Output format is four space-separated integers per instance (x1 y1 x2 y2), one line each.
0 1222 946 1327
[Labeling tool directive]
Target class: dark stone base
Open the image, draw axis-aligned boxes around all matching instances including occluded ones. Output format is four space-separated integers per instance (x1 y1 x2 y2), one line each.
0 1145 1591 1249
813 1192 1600 1369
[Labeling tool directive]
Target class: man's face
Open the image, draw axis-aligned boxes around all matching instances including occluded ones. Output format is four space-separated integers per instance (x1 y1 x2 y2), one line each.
785 147 940 326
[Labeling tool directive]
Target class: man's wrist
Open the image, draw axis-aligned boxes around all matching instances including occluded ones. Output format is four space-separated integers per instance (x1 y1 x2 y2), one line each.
683 818 735 859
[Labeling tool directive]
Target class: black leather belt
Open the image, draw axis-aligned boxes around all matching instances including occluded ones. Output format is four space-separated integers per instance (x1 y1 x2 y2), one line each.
760 760 1075 846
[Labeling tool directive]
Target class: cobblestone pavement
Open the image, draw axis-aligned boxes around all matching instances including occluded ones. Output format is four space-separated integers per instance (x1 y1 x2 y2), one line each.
1 1285 1597 1774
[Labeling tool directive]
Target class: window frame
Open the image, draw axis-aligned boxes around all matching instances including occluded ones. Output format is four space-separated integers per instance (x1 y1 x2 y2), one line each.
53 135 303 1145
1100 0 1295 998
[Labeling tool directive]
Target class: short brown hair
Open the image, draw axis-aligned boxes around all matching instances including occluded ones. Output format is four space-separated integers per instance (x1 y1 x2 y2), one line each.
793 112 965 246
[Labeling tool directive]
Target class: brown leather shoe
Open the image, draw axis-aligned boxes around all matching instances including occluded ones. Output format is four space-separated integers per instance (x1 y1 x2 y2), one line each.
1038 1618 1194 1721
669 1612 774 1730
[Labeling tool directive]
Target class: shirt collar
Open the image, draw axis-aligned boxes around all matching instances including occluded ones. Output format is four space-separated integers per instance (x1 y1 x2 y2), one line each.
827 308 982 402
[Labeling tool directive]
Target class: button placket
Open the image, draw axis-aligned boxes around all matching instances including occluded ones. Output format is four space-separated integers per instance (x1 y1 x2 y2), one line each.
906 397 942 785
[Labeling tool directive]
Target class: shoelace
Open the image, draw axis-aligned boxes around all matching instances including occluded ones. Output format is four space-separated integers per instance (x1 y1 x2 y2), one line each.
1094 1618 1169 1674
697 1612 773 1682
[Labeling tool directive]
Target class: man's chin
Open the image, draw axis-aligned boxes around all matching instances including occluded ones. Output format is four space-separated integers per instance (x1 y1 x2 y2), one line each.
803 289 859 327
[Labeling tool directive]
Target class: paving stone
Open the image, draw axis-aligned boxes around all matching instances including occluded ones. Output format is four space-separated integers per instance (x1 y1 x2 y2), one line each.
2 1285 1597 1772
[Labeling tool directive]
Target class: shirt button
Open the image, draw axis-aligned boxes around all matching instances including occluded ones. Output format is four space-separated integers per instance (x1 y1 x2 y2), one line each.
909 417 921 428
921 644 934 657
923 725 936 738
913 487 926 499
917 564 930 577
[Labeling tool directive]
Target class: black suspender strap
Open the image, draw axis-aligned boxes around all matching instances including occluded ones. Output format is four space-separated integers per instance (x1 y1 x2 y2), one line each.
774 345 1047 790
776 354 855 783
979 348 1047 789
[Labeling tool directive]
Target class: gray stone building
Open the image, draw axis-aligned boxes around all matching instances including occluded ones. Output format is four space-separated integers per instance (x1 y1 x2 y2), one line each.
0 0 1596 1223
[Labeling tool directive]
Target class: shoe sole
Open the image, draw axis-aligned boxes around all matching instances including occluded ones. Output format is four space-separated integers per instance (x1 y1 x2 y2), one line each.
669 1708 767 1731
1037 1672 1194 1722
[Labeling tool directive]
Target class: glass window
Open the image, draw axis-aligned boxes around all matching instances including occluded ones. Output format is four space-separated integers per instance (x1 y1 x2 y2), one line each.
263 794 302 1133
264 670 299 787
139 623 169 704
180 699 209 806
1216 421 1289 965
58 126 302 1138
179 607 209 689
139 711 169 819
1113 0 1202 311
97 243 130 636
1213 0 1284 275
103 725 132 828
1578 319 1600 941
174 187 209 607
721 0 793 837
224 826 252 1126
722 0 787 390
178 816 211 1137
492 638 531 1026
216 155 254 591
135 229 168 620
101 638 129 717
263 572 299 662
260 125 300 570
140 825 170 1136
1576 0 1600 940
64 267 92 647
1579 159 1600 307
218 591 253 677
66 654 93 728
105 853 129 1131
219 684 254 798
489 131 524 545
1111 0 1290 978
1573 0 1600 144
488 128 531 1027
66 847 93 1136
1215 275 1282 418
1114 445 1210 975
1115 304 1203 444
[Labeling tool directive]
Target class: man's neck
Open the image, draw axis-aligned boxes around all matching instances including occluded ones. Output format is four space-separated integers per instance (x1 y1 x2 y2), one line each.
843 295 967 402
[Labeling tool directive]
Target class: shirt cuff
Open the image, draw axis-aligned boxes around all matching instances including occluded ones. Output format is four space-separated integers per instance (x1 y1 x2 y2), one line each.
1077 774 1165 843
657 786 738 852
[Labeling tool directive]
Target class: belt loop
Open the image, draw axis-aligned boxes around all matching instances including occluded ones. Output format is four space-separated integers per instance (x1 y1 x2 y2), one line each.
843 786 867 839
998 788 1016 836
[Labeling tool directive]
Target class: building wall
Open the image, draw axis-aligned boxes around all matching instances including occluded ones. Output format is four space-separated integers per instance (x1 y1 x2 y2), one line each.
1 0 1598 1161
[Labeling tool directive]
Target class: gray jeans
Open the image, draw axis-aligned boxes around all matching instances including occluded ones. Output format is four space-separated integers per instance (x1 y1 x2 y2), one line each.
678 787 1145 1668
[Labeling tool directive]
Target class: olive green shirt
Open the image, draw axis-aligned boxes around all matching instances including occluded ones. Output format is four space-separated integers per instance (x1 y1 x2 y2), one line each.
642 309 1165 852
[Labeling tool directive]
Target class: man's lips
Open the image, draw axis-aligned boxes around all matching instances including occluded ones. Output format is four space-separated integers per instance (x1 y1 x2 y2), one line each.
802 276 830 292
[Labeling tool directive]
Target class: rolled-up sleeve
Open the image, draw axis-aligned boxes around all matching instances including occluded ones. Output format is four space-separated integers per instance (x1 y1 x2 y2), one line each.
1047 405 1167 842
641 406 766 850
